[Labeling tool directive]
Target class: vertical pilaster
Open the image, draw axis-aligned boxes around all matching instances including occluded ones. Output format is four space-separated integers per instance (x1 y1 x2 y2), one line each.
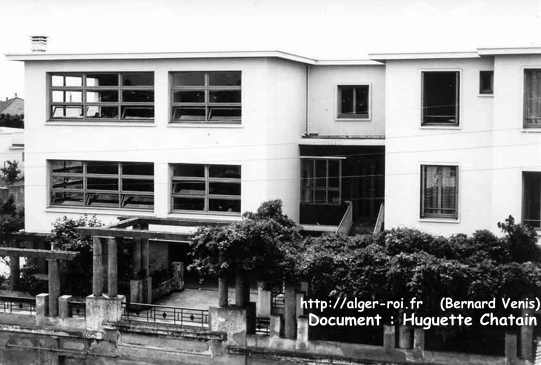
92 237 104 296
107 237 119 297
47 259 60 317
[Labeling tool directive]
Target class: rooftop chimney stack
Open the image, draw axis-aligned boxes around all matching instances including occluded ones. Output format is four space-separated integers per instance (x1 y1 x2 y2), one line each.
31 35 48 53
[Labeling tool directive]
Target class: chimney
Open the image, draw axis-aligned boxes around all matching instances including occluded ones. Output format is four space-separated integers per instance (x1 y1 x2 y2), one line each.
31 35 48 53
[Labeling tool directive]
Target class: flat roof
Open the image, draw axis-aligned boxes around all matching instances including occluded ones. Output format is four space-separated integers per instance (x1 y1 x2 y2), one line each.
369 51 480 61
5 50 382 66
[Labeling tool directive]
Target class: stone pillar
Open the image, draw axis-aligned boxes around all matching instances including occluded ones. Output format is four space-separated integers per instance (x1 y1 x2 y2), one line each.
8 255 20 290
296 292 305 317
47 259 60 317
505 332 518 363
58 295 72 319
284 283 297 339
35 293 49 326
107 237 118 297
256 281 271 317
399 325 412 349
142 239 151 303
383 324 396 352
218 276 228 308
413 328 425 352
92 237 104 297
132 238 142 277
520 308 534 361
235 269 249 308
296 316 309 350
85 294 125 331
270 314 282 338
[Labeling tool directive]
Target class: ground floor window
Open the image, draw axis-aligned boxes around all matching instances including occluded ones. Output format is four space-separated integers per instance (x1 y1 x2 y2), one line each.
301 158 342 204
171 163 241 213
50 160 154 210
420 165 458 219
523 172 541 228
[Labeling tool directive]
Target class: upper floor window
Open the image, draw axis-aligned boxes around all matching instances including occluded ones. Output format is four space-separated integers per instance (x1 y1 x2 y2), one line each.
420 165 458 219
171 163 241 213
301 158 342 204
422 71 459 126
523 172 541 229
337 85 369 119
49 72 154 121
170 71 241 124
479 71 494 95
524 69 541 128
50 160 154 210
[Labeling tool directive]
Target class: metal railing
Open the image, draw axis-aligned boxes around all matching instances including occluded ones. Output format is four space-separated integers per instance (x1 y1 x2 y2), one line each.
68 299 86 318
0 295 35 314
255 317 270 335
121 302 209 329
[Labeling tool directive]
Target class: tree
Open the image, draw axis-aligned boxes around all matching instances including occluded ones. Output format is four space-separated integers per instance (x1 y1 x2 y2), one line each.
0 161 21 185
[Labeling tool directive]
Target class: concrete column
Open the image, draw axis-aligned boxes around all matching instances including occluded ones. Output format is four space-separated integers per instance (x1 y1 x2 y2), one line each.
8 255 20 290
35 293 49 325
270 314 282 338
235 269 249 308
520 308 534 361
399 325 412 349
218 276 228 308
142 239 150 277
296 316 309 348
505 332 517 363
47 259 60 317
58 295 72 319
107 238 118 297
256 281 271 316
296 292 305 317
284 283 297 339
413 328 425 351
132 239 142 277
383 324 396 352
92 237 104 296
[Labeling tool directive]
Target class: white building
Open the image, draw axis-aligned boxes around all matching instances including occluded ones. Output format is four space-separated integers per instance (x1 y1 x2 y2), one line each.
6 47 541 237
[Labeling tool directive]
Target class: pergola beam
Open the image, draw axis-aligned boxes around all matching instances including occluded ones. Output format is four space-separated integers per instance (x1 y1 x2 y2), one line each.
0 247 78 261
76 227 193 242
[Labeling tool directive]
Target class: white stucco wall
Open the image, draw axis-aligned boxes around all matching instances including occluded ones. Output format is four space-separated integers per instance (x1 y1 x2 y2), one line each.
307 65 385 137
23 57 306 233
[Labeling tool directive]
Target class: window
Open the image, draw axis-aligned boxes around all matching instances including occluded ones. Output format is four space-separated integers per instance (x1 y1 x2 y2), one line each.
422 71 459 125
50 160 154 210
301 158 342 204
479 71 494 95
49 72 154 121
523 172 541 229
171 164 241 213
337 85 369 119
524 69 541 128
170 71 241 123
420 165 458 219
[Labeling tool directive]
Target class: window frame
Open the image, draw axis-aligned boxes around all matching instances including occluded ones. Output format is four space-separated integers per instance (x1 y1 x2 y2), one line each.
479 70 494 95
169 71 242 124
419 164 459 220
522 68 541 129
421 70 460 126
48 72 155 122
300 156 343 205
170 163 241 215
49 160 154 211
522 171 541 229
336 84 371 120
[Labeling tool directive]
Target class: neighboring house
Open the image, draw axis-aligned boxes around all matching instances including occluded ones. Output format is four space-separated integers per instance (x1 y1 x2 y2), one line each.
5 48 541 237
0 96 25 174
0 96 24 129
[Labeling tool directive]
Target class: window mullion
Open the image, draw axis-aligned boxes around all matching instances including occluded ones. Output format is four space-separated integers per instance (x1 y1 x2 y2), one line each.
83 162 88 207
204 165 210 211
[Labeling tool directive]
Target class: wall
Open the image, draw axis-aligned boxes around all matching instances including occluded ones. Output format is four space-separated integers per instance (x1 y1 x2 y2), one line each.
23 57 306 232
307 65 385 137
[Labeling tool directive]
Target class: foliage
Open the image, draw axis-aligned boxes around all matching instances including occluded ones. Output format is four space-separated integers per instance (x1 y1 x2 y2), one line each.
0 161 21 185
498 215 540 262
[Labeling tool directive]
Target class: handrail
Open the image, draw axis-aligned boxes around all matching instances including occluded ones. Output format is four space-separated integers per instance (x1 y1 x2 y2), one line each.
373 203 385 235
122 302 209 329
337 201 353 235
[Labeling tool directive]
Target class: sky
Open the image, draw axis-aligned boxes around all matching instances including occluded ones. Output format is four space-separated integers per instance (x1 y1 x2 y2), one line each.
1 0 541 98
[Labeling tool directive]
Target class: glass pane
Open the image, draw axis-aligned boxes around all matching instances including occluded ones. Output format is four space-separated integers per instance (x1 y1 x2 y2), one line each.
314 190 326 203
301 159 314 203
65 107 83 118
209 71 241 86
86 74 118 87
422 165 457 217
64 91 82 103
423 72 458 124
51 192 83 206
209 90 241 103
339 86 354 114
51 75 64 87
121 106 154 119
65 76 82 87
172 164 204 178
328 160 340 188
122 90 154 102
87 177 119 191
87 193 119 207
51 160 83 174
315 160 327 188
87 90 118 102
172 107 205 120
209 182 240 195
52 176 83 189
354 86 369 115
172 72 205 86
328 190 340 204
208 107 241 120
52 91 64 103
122 194 153 209
172 181 205 195
524 70 541 127
173 90 204 103
209 165 240 179
86 106 119 118
209 199 240 212
122 162 153 175
87 161 118 174
122 179 153 192
479 71 493 94
523 172 541 228
173 197 205 211
122 72 153 86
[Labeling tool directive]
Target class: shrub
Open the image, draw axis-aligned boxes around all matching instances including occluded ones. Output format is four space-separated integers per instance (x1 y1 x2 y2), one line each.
498 215 540 263
0 161 21 184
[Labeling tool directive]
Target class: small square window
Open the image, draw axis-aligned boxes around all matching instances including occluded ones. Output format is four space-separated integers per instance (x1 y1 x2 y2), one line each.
479 71 494 95
337 85 369 119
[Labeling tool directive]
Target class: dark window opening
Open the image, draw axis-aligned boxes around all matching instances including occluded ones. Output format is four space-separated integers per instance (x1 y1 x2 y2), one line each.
523 172 541 229
337 85 369 119
479 71 494 95
422 71 459 125
524 69 541 128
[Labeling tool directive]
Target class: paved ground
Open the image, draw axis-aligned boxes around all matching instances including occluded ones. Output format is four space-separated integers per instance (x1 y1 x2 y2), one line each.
154 287 258 310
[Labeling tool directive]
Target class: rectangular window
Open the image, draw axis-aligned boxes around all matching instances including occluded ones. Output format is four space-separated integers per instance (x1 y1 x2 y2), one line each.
479 71 494 95
49 72 154 121
420 165 458 219
523 172 541 229
301 158 342 204
524 69 541 128
337 85 369 119
422 71 459 125
170 71 241 123
50 160 154 210
171 163 241 213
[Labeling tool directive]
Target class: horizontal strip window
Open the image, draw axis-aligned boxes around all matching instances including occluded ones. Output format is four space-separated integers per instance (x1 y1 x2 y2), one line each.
50 160 154 210
49 72 154 121
170 71 241 124
171 163 241 214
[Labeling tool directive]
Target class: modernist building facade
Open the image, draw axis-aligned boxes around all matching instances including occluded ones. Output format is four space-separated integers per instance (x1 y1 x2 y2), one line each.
6 48 541 237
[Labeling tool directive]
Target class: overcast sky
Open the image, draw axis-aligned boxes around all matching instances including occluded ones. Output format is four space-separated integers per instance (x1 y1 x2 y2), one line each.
1 0 541 98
